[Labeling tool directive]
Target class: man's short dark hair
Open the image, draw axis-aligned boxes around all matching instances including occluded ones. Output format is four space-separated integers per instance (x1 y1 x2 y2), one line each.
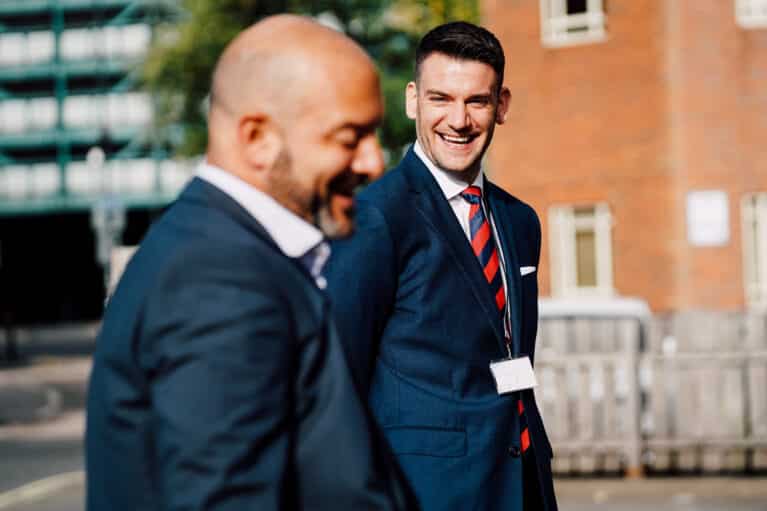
415 21 505 91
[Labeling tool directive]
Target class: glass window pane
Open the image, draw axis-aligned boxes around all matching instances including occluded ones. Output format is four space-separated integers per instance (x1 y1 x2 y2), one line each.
61 29 94 60
0 33 25 65
574 205 595 219
122 24 151 57
567 0 588 14
0 100 27 133
103 27 121 58
31 164 60 196
3 165 30 198
63 96 92 127
28 98 57 129
576 229 597 287
26 31 54 63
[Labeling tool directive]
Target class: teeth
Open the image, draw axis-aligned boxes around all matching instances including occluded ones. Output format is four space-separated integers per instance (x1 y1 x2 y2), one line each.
441 134 470 144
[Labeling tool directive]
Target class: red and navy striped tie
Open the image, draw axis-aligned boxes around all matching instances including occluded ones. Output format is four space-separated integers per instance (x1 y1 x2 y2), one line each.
460 185 530 454
460 186 505 314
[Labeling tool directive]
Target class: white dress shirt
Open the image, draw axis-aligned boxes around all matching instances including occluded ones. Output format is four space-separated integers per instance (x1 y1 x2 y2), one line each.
413 141 509 305
197 162 330 288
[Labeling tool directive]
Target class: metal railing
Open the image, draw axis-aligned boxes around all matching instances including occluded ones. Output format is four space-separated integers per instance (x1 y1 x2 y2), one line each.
535 298 767 475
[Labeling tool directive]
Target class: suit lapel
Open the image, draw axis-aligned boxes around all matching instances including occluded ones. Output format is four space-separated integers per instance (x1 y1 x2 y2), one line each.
401 150 506 352
486 185 523 357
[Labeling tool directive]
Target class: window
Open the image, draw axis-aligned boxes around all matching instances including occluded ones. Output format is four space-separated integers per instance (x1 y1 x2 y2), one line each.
61 25 151 61
0 166 30 198
742 193 767 310
0 98 57 133
736 0 767 28
61 29 94 60
0 31 54 65
549 203 614 297
111 159 157 194
27 98 57 130
63 93 153 129
30 164 60 197
26 31 55 63
0 33 25 65
0 164 60 201
0 100 27 133
65 161 101 196
160 159 195 193
540 0 606 47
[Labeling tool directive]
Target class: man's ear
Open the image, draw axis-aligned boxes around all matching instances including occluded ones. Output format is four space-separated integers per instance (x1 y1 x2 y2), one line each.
239 113 282 173
496 86 511 125
405 82 418 120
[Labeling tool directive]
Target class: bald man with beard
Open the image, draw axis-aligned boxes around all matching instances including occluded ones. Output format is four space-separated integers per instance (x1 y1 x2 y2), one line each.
86 15 417 511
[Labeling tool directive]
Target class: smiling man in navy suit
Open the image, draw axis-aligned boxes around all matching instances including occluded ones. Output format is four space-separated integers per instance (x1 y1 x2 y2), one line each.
326 22 558 511
86 15 417 511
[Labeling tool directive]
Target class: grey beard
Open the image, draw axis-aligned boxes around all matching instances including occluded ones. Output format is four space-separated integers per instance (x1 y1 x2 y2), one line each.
315 203 345 239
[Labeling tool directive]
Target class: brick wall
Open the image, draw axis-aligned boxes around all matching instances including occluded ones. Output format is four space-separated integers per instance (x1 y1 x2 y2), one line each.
483 0 767 312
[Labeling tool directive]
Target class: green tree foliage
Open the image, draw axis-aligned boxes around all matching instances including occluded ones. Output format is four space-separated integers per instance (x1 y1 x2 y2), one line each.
143 0 478 158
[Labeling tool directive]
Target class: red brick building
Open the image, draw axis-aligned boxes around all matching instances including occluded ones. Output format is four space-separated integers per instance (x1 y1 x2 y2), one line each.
484 0 767 315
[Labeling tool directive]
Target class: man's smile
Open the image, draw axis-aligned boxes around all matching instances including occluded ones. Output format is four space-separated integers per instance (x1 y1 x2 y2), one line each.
438 132 478 145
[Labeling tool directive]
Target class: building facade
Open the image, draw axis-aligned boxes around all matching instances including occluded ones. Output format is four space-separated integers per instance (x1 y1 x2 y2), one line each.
484 0 767 317
0 1 186 324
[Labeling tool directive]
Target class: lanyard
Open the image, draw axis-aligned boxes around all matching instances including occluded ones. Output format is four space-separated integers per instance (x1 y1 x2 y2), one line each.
481 196 514 359
502 305 513 359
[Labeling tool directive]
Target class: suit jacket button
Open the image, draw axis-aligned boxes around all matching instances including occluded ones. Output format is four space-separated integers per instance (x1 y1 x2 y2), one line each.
508 445 521 457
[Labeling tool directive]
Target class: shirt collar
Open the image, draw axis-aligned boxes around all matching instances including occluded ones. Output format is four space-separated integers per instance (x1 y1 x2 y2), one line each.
196 161 325 261
413 140 484 200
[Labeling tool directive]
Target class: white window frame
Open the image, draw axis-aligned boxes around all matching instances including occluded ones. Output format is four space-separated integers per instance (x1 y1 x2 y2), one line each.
549 203 614 297
742 193 767 310
736 0 767 29
540 0 607 48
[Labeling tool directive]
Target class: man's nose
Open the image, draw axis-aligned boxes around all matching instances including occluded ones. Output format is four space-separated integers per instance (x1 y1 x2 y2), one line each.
446 103 470 131
352 135 385 181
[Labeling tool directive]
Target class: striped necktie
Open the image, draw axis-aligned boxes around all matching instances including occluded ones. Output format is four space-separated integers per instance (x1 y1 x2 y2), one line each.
460 185 530 454
460 186 505 314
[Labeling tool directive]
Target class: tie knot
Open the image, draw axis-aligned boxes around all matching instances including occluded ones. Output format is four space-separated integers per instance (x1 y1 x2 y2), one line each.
460 186 482 204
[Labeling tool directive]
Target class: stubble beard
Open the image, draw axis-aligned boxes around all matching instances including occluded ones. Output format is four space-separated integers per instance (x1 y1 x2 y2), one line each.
314 203 346 239
270 148 346 239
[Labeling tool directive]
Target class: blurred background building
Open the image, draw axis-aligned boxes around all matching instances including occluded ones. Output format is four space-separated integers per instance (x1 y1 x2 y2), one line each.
0 0 186 325
0 0 471 326
487 0 766 323
484 0 767 475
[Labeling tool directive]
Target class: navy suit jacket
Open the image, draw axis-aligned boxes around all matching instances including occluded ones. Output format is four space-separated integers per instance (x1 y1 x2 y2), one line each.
326 148 557 511
86 178 417 510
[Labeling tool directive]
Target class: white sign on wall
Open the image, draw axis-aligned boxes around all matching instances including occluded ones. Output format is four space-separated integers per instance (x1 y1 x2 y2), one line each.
686 190 730 246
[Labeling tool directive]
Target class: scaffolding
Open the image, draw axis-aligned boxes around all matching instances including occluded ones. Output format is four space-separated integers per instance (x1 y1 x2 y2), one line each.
0 0 186 216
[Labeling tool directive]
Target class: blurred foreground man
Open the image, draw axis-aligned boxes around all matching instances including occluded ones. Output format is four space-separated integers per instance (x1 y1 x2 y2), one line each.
327 22 558 511
86 15 416 510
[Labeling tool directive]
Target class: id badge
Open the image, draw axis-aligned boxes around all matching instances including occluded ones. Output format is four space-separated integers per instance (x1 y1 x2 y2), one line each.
489 356 537 395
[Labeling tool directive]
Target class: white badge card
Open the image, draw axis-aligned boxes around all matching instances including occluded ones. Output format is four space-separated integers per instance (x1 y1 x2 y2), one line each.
489 356 537 395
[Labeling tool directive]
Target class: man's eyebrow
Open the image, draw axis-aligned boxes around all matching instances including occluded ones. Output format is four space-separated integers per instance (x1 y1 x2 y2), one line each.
424 89 451 97
332 118 382 133
325 123 377 141
467 93 493 102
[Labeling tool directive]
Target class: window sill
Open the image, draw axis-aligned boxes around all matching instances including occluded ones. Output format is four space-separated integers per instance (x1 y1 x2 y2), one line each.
736 18 767 29
542 32 608 49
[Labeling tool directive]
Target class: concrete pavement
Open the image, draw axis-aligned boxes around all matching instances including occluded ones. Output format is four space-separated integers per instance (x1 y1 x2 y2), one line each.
2 473 766 511
0 357 88 500
555 477 767 510
1 328 766 510
0 357 90 429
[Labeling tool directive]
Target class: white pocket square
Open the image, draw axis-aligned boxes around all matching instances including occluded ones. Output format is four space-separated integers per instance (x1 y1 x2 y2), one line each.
520 266 536 276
